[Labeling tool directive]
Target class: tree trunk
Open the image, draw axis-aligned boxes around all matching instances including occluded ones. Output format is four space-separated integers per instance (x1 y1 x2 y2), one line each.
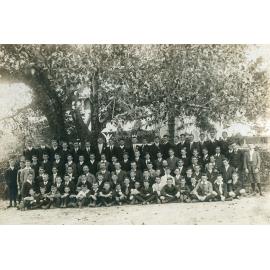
168 109 175 143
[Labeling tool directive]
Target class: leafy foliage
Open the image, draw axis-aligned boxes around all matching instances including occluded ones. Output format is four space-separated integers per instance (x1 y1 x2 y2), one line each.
0 45 269 143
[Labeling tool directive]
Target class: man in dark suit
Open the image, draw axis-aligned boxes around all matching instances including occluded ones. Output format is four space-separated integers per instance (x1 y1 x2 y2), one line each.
133 150 144 172
88 153 98 176
105 138 118 162
198 132 208 156
161 135 172 159
60 141 71 164
219 131 230 156
150 136 163 160
220 158 235 193
71 141 84 164
243 144 262 195
116 138 129 161
94 136 107 161
50 139 61 162
207 130 219 156
23 140 38 161
185 134 199 158
5 159 18 207
129 135 140 160
82 141 94 164
37 139 50 162
139 138 150 159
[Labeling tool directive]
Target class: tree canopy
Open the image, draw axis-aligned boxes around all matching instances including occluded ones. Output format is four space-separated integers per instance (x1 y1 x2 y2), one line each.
0 44 269 143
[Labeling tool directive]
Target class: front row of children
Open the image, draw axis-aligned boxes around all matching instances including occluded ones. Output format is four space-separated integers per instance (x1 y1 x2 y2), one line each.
18 170 245 210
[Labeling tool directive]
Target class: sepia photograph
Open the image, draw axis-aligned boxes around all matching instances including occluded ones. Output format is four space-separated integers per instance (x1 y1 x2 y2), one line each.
0 44 270 225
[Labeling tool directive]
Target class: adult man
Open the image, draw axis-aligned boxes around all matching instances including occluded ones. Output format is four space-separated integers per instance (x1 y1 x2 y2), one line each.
5 159 18 207
243 144 262 196
23 140 38 161
50 139 61 162
161 135 172 159
198 132 208 156
37 139 50 162
71 141 83 164
129 135 140 160
94 136 107 161
150 136 163 160
166 148 180 172
105 138 118 162
207 129 219 156
219 131 230 156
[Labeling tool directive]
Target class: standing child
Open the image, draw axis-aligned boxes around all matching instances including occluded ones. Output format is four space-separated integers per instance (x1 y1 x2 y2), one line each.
5 159 18 208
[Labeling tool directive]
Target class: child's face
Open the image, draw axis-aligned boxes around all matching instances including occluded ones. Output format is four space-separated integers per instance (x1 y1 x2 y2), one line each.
144 181 150 188
104 183 110 190
79 156 84 162
124 178 130 185
81 176 86 182
64 187 70 193
93 183 98 190
232 174 238 181
135 182 140 189
155 170 161 176
40 188 46 195
130 172 135 178
51 187 56 193
111 174 118 181
64 176 69 182
155 178 161 184
97 175 103 181
191 178 196 185
216 176 223 184
67 168 73 174
56 178 62 185
175 169 180 175
157 152 162 158
167 179 173 186
187 169 192 175
116 184 121 191
82 186 88 192
52 168 57 174
43 175 49 181
29 189 35 196
180 179 186 186
67 156 73 162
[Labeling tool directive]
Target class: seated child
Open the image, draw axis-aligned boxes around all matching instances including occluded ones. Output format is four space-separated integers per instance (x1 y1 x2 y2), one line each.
113 183 126 206
38 186 51 209
21 188 39 210
121 177 132 203
160 177 180 203
129 181 141 204
77 175 91 189
76 185 90 208
228 172 246 199
88 182 100 207
60 186 71 208
136 180 155 205
110 173 119 190
152 177 163 203
178 177 191 203
212 174 227 201
46 185 62 208
69 186 80 208
191 173 215 202
98 182 113 207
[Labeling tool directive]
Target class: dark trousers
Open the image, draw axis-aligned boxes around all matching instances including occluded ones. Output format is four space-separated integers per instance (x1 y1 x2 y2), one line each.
99 196 113 206
134 194 156 203
8 186 17 205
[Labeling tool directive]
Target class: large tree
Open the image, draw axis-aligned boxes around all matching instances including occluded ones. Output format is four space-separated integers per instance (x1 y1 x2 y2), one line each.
116 45 269 141
0 44 143 142
0 45 269 144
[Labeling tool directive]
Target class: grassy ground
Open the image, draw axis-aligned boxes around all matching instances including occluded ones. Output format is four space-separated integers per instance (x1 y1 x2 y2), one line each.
0 193 269 225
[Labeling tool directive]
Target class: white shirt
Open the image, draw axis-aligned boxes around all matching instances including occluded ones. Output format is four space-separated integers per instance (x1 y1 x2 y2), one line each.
249 150 254 161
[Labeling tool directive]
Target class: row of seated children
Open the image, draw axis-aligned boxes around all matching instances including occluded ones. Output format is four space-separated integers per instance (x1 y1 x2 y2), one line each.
18 168 245 210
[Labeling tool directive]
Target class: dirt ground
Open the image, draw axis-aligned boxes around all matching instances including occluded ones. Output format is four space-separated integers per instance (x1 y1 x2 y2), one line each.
0 194 270 225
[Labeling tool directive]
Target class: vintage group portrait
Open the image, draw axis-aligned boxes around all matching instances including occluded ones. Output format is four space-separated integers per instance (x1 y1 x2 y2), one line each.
0 44 269 224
